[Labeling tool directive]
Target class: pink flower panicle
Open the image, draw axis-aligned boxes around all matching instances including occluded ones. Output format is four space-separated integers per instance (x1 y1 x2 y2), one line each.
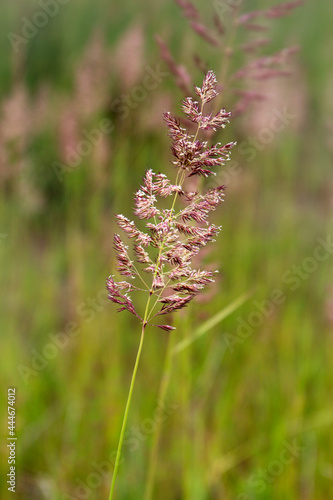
107 71 235 331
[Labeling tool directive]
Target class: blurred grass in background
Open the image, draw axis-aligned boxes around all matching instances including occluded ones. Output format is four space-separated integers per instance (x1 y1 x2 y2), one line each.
1 0 333 499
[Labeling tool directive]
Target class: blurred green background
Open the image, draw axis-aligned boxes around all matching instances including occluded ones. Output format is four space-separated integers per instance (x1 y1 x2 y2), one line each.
1 0 332 499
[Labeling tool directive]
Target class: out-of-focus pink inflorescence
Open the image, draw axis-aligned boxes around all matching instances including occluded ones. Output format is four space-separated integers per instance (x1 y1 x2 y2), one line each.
106 71 235 331
158 0 303 116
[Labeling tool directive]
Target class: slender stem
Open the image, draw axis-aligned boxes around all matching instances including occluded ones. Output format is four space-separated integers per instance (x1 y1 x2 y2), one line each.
180 319 192 500
108 323 146 500
144 330 175 500
109 114 204 499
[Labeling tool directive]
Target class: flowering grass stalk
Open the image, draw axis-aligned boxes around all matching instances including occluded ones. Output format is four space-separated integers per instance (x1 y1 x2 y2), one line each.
143 323 176 500
106 70 235 499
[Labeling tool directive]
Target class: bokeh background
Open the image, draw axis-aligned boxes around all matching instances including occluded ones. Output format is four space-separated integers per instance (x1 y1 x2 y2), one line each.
1 0 332 499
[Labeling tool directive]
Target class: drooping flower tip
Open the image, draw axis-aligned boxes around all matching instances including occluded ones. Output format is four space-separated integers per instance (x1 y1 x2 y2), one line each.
106 276 141 319
113 234 135 277
116 214 139 238
158 293 195 316
133 244 151 264
154 324 176 332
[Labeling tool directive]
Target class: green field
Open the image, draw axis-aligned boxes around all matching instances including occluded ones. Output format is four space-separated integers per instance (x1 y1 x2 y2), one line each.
1 1 333 499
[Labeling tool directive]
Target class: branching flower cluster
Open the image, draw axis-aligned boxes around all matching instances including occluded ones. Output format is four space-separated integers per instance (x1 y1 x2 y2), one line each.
107 71 235 331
